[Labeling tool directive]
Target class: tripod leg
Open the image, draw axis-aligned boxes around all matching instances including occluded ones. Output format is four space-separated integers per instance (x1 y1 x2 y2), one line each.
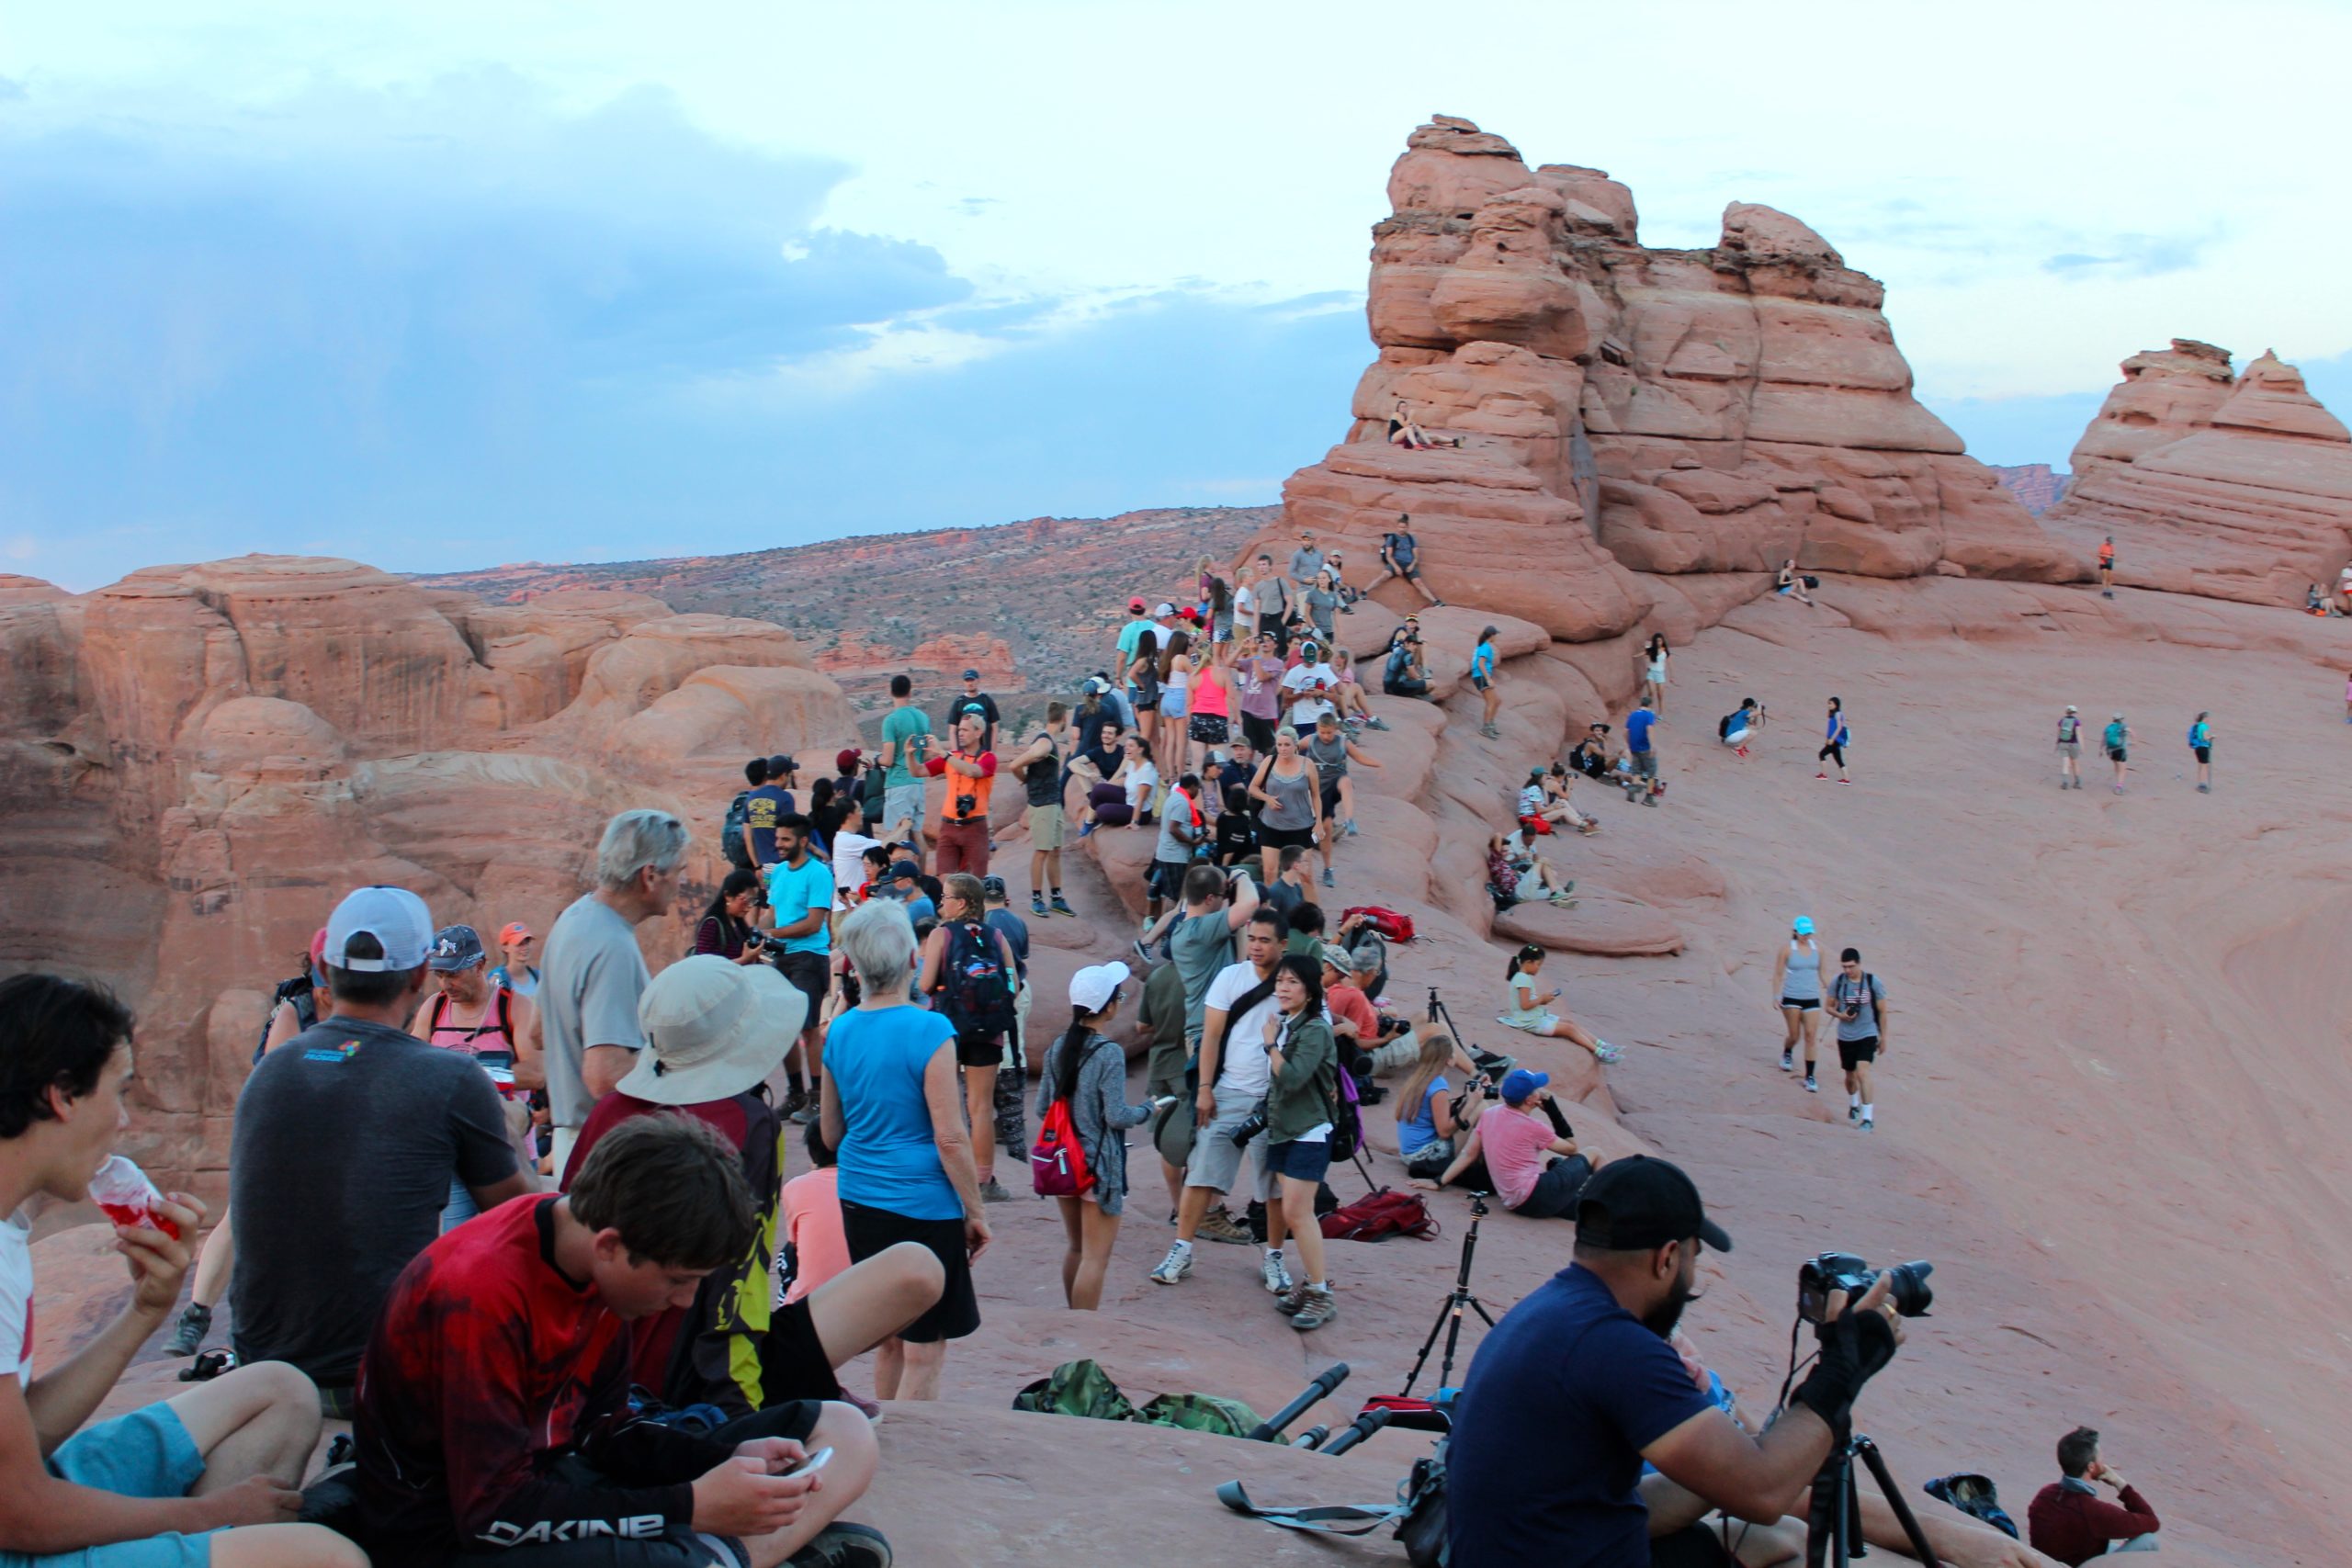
1804 1451 1843 1568
1468 1297 1498 1328
1400 1292 1453 1394
1855 1438 1942 1568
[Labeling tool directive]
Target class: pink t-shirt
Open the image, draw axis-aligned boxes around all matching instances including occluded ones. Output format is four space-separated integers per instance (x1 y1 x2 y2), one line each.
1479 1105 1560 1210
781 1167 852 1304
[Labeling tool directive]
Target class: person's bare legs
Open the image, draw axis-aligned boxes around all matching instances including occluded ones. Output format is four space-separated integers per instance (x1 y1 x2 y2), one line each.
1160 1156 1185 1218
187 1206 234 1312
1545 1016 1604 1060
735 1402 880 1568
964 1063 998 1184
1780 1004 1802 1060
1281 1177 1326 1288
1728 1517 1805 1567
1258 843 1280 886
1482 683 1501 731
806 1243 943 1366
211 1528 370 1568
1337 775 1357 829
169 1361 322 1493
1057 1197 1084 1303
1799 1008 1820 1077
873 1338 905 1400
1262 1181 1288 1255
887 1337 946 1401
1173 1180 1222 1245
1070 1201 1121 1311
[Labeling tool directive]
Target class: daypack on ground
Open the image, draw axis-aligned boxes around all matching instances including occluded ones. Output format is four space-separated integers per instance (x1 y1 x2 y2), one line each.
1217 1435 1450 1567
1321 1187 1437 1243
1340 906 1415 944
1327 1060 1364 1163
720 791 754 869
1012 1358 1277 1442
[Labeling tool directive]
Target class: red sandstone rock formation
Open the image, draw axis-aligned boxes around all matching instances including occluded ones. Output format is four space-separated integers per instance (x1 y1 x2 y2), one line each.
1989 463 2069 515
2044 340 2352 604
0 556 853 1190
1267 116 2077 633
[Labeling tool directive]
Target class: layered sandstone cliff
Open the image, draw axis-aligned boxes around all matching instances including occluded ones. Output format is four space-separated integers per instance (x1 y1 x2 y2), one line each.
2043 339 2352 604
0 556 852 1187
1267 116 2078 637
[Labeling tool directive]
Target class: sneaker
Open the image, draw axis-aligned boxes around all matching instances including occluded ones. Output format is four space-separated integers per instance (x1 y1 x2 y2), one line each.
1050 895 1076 917
1289 1285 1338 1332
1735 745 1749 759
1133 938 1154 963
1547 893 1577 907
790 1102 820 1126
1839 778 1852 785
977 1177 1013 1203
787 1521 894 1567
1032 896 1049 917
1367 716 1391 730
781 1087 808 1121
1344 818 1359 837
1780 1049 1793 1072
1804 1074 1818 1093
1849 1103 1860 1122
1261 1251 1294 1296
164 1302 212 1358
1195 1207 1255 1245
1480 724 1500 739
1643 794 1658 807
1150 1243 1195 1285
1592 1043 1623 1064
1815 772 1829 780
1320 868 1335 888
1859 1116 1874 1133
1272 1280 1311 1316
2197 784 2210 794
1078 821 1097 838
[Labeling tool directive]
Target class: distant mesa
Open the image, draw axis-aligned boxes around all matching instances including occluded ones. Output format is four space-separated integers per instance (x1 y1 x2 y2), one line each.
1990 463 2070 516
1254 114 2077 639
2042 339 2352 605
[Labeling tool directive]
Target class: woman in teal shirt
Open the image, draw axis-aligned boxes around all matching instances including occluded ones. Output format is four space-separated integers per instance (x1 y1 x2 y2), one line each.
1472 626 1502 739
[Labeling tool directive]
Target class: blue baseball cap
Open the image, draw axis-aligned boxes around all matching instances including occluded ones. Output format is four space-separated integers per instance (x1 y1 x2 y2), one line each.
1792 916 1815 936
1499 1068 1550 1104
427 924 487 972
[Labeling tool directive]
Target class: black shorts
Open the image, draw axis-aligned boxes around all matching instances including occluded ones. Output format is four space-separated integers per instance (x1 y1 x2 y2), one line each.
1651 1524 1737 1568
954 1031 1006 1068
1242 714 1278 752
758 1294 842 1404
1838 1035 1879 1071
1779 997 1820 1012
2107 747 2127 762
1257 822 1317 851
774 950 829 1032
2193 745 2211 763
841 1200 979 1342
1318 783 1343 818
1471 673 1491 692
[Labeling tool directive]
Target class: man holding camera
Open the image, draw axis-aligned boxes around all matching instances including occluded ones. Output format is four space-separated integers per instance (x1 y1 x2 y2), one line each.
1450 1156 1905 1567
2028 1427 2159 1563
922 713 997 878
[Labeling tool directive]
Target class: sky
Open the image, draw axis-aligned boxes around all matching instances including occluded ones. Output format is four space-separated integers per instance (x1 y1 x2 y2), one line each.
6 0 2352 590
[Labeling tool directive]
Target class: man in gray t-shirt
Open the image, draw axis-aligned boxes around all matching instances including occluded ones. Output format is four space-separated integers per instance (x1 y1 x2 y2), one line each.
1826 946 1892 1133
537 809 687 1170
1166 865 1258 1045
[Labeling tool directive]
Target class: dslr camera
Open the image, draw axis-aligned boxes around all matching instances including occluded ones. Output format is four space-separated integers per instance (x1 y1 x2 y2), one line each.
1797 1252 1934 1324
955 791 978 819
1227 1103 1270 1148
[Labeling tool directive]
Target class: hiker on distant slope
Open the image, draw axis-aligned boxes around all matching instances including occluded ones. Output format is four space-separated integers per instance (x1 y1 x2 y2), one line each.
2102 712 2131 795
2054 705 2085 789
1773 916 1828 1090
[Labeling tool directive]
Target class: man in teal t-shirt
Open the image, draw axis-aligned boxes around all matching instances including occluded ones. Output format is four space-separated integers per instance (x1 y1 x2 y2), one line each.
879 674 933 869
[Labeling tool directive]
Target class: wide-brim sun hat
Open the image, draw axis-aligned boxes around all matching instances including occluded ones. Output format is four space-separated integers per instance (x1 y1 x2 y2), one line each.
621 955 806 1107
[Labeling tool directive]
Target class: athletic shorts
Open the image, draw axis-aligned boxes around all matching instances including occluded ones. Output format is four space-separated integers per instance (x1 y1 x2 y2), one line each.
841 1201 978 1342
1779 996 1820 1012
2056 741 2079 758
1318 783 1343 818
1472 673 1491 692
1256 822 1317 851
2194 745 2211 763
1838 1035 1879 1071
16 1404 217 1568
884 783 926 829
775 950 828 1030
2107 748 2127 763
1026 803 1066 850
1632 750 1659 779
1241 714 1278 752
1186 1089 1265 1195
1260 1135 1331 1193
955 1031 1006 1068
759 1293 843 1404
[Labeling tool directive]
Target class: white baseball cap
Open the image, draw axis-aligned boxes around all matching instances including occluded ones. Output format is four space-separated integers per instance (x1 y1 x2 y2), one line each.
323 886 435 972
1069 961 1132 1013
1152 602 1177 617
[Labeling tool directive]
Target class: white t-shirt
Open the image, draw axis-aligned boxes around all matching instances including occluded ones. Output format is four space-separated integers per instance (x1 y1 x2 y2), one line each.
1236 584 1257 619
1283 663 1338 728
0 1207 37 1379
831 831 880 896
1204 961 1281 1099
1124 761 1160 811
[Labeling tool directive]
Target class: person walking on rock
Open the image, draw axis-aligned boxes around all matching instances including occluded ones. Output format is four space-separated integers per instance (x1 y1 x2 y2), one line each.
2055 705 2086 789
2098 536 2116 598
1624 701 1662 806
2103 712 2131 795
1826 948 1890 1132
1815 696 1850 784
1772 915 1827 1090
2188 711 2214 794
1472 626 1503 739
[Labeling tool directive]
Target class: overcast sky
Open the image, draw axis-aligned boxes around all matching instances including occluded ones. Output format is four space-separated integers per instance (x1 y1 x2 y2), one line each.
6 0 2350 590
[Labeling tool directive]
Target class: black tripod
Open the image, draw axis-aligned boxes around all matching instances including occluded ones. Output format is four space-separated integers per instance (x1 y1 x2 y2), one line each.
1399 1193 1497 1395
1426 988 1516 1080
1805 1433 1942 1568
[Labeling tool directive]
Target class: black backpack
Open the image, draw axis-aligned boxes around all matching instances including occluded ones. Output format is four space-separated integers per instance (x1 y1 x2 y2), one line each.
721 791 755 869
938 921 1017 1039
1216 1436 1449 1566
253 976 317 1065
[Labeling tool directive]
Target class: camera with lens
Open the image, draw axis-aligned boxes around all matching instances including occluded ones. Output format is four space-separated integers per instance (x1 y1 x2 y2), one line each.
744 931 766 950
1796 1251 1934 1324
955 793 978 819
1227 1106 1270 1148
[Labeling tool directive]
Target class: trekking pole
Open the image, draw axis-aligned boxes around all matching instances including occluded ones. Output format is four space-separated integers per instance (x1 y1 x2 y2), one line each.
1247 1363 1351 1443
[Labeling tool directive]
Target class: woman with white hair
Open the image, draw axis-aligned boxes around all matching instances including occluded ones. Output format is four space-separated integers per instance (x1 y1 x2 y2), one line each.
539 807 688 1173
820 899 990 1400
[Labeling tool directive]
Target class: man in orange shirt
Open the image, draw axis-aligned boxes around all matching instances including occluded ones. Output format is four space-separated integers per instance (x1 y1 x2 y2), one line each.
924 714 998 877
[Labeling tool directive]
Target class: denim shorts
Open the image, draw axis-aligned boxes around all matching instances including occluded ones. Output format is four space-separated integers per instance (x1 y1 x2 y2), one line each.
1261 1135 1331 1190
7 1404 215 1568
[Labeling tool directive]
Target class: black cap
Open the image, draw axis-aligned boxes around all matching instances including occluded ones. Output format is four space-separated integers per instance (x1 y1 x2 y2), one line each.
979 874 1008 897
767 754 795 775
1574 1156 1731 1253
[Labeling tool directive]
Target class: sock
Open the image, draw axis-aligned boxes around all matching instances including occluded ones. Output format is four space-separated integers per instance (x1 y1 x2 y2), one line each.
1861 1104 1874 1120
1172 1238 1193 1253
1266 1247 1283 1260
1310 1280 1329 1292
1849 1091 1861 1108
786 1069 808 1097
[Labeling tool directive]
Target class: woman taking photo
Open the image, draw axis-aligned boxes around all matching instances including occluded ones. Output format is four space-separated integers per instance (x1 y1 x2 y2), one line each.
1640 633 1670 713
915 874 1025 1204
820 899 990 1400
694 868 765 962
1249 726 1326 888
1499 943 1622 1064
1035 962 1155 1310
1258 953 1341 1331
1393 1031 1473 1167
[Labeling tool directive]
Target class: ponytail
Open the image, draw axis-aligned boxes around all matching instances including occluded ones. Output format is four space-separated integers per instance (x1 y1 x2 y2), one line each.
1053 1009 1096 1104
1506 942 1543 981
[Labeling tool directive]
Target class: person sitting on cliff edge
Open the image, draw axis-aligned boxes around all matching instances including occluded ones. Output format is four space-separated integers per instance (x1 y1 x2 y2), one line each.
0 972 366 1568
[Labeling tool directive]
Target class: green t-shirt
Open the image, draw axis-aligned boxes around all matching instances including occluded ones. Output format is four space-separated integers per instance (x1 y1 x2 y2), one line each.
881 705 932 785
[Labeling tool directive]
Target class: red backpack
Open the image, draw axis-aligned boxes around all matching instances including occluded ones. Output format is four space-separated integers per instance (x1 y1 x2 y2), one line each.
1030 1098 1094 1196
1320 1187 1438 1242
1340 906 1416 944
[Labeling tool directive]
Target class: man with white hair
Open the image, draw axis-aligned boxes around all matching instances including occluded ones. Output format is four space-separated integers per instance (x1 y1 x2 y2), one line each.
539 808 689 1173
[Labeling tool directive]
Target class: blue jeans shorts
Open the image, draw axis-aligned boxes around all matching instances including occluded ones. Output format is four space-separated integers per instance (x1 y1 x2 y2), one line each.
8 1404 214 1568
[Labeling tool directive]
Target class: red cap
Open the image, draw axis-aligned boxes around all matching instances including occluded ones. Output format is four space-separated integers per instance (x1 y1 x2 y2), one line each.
836 747 864 774
1127 596 1147 611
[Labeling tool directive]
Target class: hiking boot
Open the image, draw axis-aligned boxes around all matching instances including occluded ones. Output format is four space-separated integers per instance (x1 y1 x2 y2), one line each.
164 1302 211 1358
1149 1243 1194 1285
1032 895 1049 917
1261 1250 1294 1296
781 1087 809 1121
1272 1280 1311 1316
1194 1207 1254 1245
977 1177 1013 1203
788 1521 893 1567
1050 895 1076 917
1289 1285 1337 1332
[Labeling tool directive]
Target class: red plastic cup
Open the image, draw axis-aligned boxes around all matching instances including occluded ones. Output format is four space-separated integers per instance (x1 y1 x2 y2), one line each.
89 1156 181 1240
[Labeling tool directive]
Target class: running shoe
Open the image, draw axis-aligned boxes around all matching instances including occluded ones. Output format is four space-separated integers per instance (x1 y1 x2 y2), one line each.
1195 1207 1255 1245
1321 869 1336 888
1849 1103 1860 1122
1261 1251 1294 1296
1149 1243 1194 1285
1032 896 1049 917
1078 821 1097 837
1804 1074 1818 1093
1780 1049 1793 1072
1367 716 1391 730
1839 778 1852 785
1593 1043 1623 1064
1815 772 1829 780
1050 895 1076 917
1859 1116 1874 1133
1344 818 1359 837
787 1522 894 1567
781 1087 809 1121
1134 938 1154 963
1289 1285 1338 1332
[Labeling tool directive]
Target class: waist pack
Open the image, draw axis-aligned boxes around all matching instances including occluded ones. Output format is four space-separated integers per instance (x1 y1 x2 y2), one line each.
1217 1436 1450 1567
1340 905 1416 944
1013 1359 1278 1442
1321 1187 1438 1243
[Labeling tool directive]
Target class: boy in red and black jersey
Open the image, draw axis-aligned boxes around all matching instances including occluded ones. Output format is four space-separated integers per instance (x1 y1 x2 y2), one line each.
352 1116 887 1568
